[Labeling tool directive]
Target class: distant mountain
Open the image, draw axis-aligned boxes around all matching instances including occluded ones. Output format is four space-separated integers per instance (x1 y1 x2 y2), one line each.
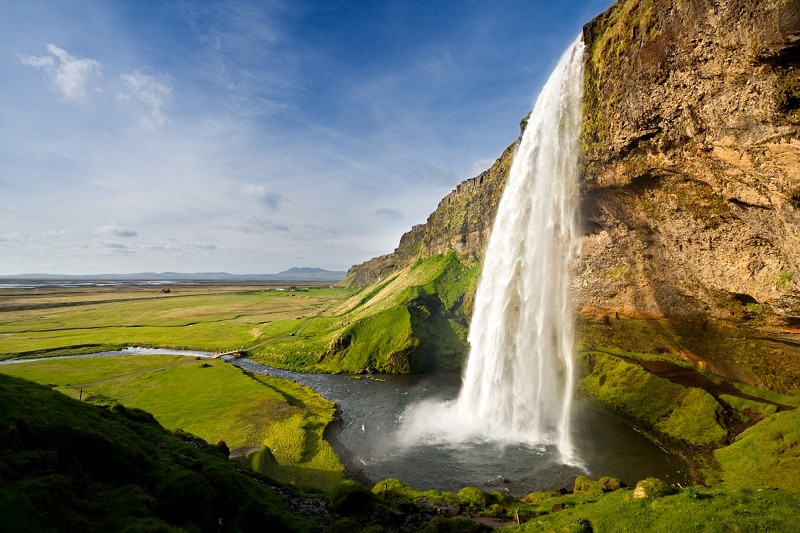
279 267 329 274
0 268 347 283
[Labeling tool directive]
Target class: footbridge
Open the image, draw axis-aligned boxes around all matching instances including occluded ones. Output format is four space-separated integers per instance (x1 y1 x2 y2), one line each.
212 348 248 359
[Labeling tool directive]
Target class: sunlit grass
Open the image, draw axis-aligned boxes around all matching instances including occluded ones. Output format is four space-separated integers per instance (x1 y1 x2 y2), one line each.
0 355 344 491
0 286 353 359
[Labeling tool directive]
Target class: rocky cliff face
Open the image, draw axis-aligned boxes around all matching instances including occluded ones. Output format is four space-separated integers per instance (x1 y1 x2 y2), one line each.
346 0 800 392
578 0 800 392
579 0 800 318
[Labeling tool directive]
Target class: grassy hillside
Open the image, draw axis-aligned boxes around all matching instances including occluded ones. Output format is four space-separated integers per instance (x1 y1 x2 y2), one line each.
252 251 479 373
0 355 344 492
0 373 318 531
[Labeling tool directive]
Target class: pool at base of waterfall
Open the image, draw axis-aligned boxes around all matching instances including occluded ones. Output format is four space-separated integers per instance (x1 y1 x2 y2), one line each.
234 360 688 496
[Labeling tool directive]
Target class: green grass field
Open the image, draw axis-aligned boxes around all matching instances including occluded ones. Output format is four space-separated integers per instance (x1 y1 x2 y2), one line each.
0 355 344 491
1 255 476 374
0 284 353 359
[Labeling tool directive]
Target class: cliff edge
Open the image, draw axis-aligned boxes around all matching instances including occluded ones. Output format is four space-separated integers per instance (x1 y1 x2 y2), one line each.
345 0 800 392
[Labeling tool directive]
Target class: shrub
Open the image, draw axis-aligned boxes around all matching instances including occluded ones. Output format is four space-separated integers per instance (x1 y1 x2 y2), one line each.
457 486 491 510
574 475 603 493
632 478 680 499
329 480 374 515
215 440 230 457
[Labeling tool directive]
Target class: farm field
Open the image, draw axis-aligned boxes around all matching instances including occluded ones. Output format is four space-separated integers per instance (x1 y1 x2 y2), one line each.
0 283 353 359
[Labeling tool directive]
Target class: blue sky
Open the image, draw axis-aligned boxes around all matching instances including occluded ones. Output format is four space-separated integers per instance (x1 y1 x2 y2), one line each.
1 0 612 275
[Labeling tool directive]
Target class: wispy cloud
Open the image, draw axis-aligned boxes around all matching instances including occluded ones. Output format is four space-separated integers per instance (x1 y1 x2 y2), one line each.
119 69 173 129
191 241 218 251
94 240 135 255
19 44 102 102
96 220 138 238
229 216 290 234
375 208 404 221
240 184 285 210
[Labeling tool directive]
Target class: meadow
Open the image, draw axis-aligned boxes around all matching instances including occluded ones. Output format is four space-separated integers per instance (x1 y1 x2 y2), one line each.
3 282 800 529
0 283 352 358
0 283 353 491
0 354 345 491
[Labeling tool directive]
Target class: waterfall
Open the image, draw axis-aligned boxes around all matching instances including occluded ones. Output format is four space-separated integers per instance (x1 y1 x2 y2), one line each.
399 36 584 464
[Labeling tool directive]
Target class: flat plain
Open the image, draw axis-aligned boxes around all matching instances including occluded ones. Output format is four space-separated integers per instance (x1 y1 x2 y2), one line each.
0 283 352 359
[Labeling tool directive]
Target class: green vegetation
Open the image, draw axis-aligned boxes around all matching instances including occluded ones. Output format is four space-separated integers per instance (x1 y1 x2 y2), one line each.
252 252 478 373
715 408 800 493
512 485 799 532
777 269 794 287
0 355 344 491
0 284 353 360
371 475 800 532
0 373 317 531
5 277 800 528
0 255 478 374
579 352 727 448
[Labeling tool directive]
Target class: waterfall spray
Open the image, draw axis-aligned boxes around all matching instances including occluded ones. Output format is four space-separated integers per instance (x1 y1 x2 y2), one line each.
400 36 584 464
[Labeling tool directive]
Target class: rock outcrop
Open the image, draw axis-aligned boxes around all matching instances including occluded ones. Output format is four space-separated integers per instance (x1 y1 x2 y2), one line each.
346 0 800 392
579 0 800 320
577 0 800 392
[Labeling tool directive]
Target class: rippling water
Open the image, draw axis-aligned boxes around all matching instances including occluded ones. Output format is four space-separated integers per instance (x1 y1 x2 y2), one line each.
233 359 689 496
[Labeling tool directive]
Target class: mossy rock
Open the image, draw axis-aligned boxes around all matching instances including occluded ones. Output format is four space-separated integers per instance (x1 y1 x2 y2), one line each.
457 486 491 509
329 480 374 515
632 477 680 499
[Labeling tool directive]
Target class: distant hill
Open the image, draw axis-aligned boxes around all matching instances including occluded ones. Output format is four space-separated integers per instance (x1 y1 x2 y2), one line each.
0 268 347 283
279 267 331 275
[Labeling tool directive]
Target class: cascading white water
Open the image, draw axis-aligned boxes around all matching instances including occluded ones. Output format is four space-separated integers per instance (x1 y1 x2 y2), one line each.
399 36 584 463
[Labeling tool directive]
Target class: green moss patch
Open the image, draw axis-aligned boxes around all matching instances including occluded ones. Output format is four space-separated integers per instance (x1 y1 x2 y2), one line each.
579 352 727 447
714 408 800 493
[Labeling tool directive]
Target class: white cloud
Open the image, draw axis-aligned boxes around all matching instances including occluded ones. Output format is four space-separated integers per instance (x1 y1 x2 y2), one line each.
94 240 135 255
423 50 454 82
19 44 102 102
240 184 285 210
467 158 493 178
191 241 217 251
96 220 138 238
119 69 173 129
229 216 290 233
0 232 25 244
